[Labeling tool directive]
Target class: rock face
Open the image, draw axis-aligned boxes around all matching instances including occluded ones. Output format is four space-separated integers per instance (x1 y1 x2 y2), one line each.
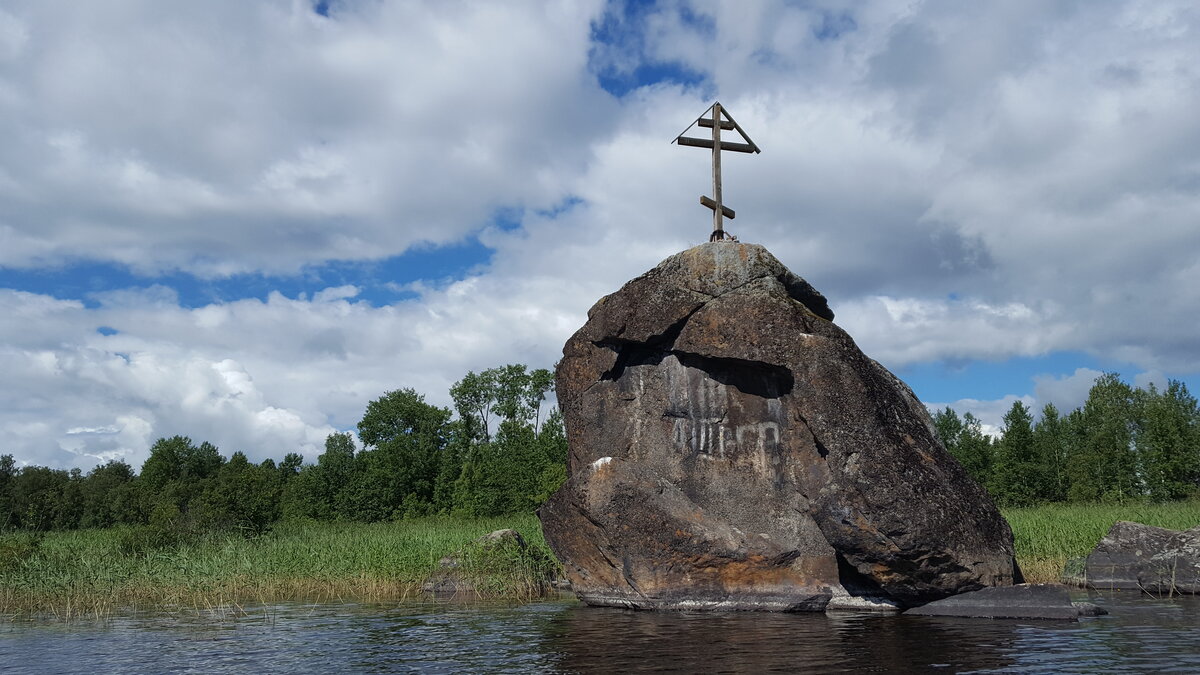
1067 521 1200 594
538 242 1019 611
904 584 1106 620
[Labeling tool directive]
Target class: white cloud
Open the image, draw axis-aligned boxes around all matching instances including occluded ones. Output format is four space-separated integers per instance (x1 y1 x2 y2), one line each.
0 271 592 469
0 8 30 62
835 295 1059 366
925 394 1038 439
930 364 1175 436
1032 368 1106 415
1 1 1199 469
0 0 612 276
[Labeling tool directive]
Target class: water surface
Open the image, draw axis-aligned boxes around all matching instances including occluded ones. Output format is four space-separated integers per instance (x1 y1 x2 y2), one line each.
2 591 1197 673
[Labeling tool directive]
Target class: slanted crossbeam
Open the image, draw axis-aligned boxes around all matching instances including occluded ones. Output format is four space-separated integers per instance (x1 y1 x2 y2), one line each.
700 196 734 219
673 102 760 241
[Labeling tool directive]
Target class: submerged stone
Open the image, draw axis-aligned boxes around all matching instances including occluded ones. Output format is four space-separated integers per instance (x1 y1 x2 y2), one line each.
904 584 1107 620
539 242 1020 611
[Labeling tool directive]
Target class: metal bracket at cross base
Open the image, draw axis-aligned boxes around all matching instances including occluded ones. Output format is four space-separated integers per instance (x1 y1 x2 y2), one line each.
673 102 761 241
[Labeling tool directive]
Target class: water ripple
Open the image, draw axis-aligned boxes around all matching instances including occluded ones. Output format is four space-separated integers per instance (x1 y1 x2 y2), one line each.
0 592 1196 673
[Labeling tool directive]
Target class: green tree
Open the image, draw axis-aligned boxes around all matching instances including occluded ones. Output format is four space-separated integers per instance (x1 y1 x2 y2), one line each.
1061 407 1089 502
54 468 85 529
109 478 151 525
1031 403 1068 502
991 400 1037 506
1137 380 1200 500
182 441 224 481
432 420 470 514
355 388 452 520
453 406 569 517
527 368 555 434
1071 373 1138 501
278 452 303 482
933 407 965 454
493 364 532 422
449 365 555 442
140 436 220 484
314 432 358 519
532 408 569 503
80 460 135 528
8 466 70 531
140 436 191 491
939 411 993 488
0 454 16 529
280 464 322 520
196 451 281 533
453 424 527 517
280 432 355 523
450 370 499 442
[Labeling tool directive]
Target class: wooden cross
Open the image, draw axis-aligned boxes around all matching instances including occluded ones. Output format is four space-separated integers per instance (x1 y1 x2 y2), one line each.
673 102 761 242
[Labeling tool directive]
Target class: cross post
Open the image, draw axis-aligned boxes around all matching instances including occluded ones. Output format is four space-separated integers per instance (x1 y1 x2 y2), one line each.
673 102 760 242
711 103 724 239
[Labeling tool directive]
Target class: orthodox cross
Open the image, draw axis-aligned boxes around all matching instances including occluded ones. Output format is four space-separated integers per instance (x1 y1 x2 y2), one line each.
673 102 761 242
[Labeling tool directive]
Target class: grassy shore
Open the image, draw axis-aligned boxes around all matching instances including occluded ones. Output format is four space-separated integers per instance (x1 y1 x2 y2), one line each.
3 501 1198 618
0 514 558 620
1002 500 1200 583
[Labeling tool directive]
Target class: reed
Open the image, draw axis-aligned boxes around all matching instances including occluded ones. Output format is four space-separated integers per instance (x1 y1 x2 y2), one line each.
7 501 1198 619
1003 500 1200 583
0 514 559 620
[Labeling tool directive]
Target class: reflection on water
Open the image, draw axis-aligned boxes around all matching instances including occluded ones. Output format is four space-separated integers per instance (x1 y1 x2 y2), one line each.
1 592 1198 673
553 608 978 672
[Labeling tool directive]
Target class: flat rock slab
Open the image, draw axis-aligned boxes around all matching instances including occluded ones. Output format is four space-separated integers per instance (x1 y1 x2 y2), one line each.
905 584 1107 620
1067 521 1200 594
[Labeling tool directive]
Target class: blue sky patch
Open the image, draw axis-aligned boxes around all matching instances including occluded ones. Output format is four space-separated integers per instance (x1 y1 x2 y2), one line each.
590 0 710 98
537 195 585 219
0 237 495 310
812 9 857 41
595 61 707 98
896 350 1198 407
897 350 1121 402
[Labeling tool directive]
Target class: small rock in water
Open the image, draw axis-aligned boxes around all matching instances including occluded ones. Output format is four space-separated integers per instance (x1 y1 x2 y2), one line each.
825 589 903 613
422 529 530 594
539 242 1020 611
904 584 1108 620
479 528 527 547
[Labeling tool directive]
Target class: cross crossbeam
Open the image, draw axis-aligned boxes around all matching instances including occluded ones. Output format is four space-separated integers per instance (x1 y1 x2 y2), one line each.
673 102 760 241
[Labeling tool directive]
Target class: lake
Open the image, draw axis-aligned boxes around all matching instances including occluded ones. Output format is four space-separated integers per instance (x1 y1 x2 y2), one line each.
2 591 1197 673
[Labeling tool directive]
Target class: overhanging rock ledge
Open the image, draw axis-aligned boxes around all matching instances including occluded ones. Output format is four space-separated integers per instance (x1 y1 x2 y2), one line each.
538 241 1020 611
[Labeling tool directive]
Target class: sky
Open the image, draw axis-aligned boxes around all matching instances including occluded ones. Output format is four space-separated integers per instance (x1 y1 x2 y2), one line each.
1 0 1198 470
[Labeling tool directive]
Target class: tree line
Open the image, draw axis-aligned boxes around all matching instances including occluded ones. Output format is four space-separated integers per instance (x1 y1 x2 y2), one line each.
3 367 1196 535
935 373 1200 506
0 364 566 534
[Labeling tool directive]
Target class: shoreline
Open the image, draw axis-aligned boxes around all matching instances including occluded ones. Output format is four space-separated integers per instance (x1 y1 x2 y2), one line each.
3 501 1197 620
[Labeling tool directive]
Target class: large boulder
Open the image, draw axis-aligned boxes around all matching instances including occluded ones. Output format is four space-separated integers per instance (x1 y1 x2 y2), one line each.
538 242 1019 611
1067 521 1200 594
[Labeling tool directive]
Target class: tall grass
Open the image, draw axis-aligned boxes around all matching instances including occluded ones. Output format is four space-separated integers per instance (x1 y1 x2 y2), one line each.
1003 500 1200 583
0 514 559 620
6 502 1198 619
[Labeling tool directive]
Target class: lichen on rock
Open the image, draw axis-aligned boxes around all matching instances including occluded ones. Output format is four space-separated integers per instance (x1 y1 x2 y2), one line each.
1066 520 1200 594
